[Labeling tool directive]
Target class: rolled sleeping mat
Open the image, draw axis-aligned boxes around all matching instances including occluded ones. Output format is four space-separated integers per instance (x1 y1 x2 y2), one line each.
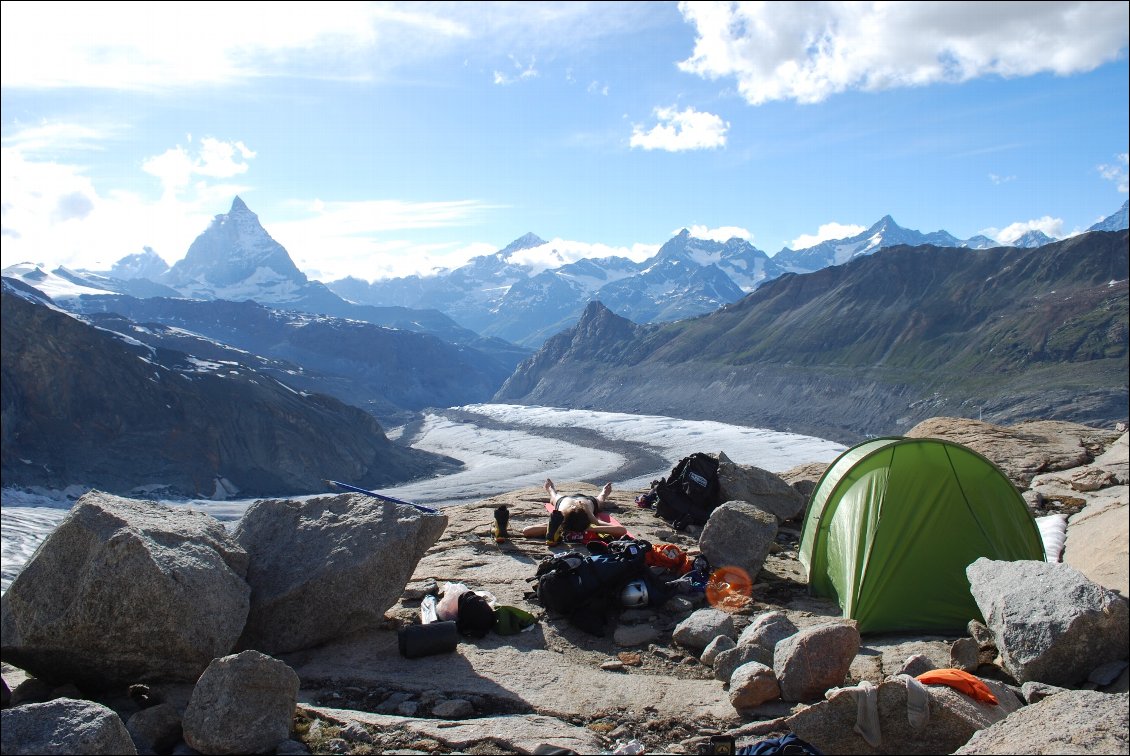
398 620 459 658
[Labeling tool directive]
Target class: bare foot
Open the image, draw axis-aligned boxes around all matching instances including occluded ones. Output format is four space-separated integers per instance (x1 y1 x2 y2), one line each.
600 482 613 500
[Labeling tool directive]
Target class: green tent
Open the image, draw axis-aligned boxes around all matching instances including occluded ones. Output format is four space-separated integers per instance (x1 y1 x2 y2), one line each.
798 436 1045 634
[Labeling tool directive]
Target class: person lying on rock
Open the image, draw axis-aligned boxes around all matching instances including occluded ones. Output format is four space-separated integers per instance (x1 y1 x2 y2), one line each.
522 478 628 543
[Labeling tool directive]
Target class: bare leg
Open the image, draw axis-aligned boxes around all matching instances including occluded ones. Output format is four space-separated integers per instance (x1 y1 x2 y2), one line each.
544 478 559 507
596 482 613 504
522 523 549 538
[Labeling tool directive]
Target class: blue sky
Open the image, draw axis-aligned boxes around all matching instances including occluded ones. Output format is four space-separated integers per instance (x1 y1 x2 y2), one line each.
2 1 1127 282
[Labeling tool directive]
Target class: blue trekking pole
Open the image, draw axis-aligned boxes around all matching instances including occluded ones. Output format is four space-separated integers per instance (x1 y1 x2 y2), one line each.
324 480 439 514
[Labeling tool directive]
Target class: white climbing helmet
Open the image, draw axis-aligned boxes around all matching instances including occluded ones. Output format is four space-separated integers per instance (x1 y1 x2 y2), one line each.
620 579 649 608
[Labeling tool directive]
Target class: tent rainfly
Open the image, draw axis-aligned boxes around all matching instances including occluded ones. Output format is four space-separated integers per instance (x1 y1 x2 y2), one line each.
798 436 1045 634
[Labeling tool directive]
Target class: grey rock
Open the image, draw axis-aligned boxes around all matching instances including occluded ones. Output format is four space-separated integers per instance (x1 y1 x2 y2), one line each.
700 635 736 666
432 698 474 719
1 697 137 755
1062 488 1129 597
699 501 778 583
274 739 311 755
897 654 937 678
338 722 375 744
182 650 300 756
0 491 249 686
664 596 696 615
777 462 829 503
126 703 182 755
774 622 860 702
715 644 770 682
234 493 447 654
737 610 797 655
789 676 1021 755
955 690 1129 755
1090 660 1130 686
614 623 660 647
967 558 1129 686
949 637 980 672
672 609 736 652
1020 681 1068 704
716 452 807 522
904 418 1115 488
728 663 780 710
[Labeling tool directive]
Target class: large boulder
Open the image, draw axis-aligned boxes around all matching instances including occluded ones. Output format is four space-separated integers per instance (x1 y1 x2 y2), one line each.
234 493 448 654
182 650 300 756
715 452 807 522
955 690 1129 755
699 501 777 582
773 622 860 702
967 558 1129 686
777 461 829 501
787 676 1021 755
1062 489 1129 597
1 698 137 755
0 491 250 686
904 418 1120 488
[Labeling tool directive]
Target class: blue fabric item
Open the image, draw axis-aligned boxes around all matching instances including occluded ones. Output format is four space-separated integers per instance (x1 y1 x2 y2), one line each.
738 733 823 755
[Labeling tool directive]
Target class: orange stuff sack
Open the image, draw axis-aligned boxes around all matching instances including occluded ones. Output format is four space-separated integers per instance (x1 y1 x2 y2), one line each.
916 668 999 704
645 543 690 574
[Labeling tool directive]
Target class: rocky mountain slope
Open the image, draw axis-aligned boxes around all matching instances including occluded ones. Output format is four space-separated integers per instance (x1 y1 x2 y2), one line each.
65 294 515 426
0 281 457 498
495 231 1129 444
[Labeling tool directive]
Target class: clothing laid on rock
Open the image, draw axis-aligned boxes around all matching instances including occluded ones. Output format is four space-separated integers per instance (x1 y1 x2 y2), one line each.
916 668 999 704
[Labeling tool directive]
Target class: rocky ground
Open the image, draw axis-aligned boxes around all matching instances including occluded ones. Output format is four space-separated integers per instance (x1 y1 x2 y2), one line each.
277 418 1128 755
2 418 1125 755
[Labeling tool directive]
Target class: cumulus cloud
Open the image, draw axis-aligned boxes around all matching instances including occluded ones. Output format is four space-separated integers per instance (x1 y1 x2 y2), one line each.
142 137 256 200
683 225 753 243
790 222 867 250
677 1 1130 105
1 128 257 272
985 216 1065 244
630 106 728 151
1098 152 1129 193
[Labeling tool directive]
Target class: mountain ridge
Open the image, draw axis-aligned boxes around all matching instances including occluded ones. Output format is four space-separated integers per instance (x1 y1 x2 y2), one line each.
495 231 1129 443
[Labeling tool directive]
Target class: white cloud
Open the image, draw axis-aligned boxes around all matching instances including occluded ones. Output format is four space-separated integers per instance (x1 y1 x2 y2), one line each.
0 2 468 90
989 173 1017 185
493 55 539 85
630 106 728 151
142 137 256 201
2 127 256 272
985 216 1065 244
677 1 1130 105
1098 152 1129 193
505 238 660 276
790 222 867 250
270 198 505 281
0 145 226 272
684 225 753 243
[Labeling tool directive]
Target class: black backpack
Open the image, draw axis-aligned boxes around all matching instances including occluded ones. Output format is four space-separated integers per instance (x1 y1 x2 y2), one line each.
653 452 720 530
531 541 650 630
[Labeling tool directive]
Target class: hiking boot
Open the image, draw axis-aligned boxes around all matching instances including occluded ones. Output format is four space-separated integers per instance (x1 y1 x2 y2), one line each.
492 505 509 543
546 510 565 546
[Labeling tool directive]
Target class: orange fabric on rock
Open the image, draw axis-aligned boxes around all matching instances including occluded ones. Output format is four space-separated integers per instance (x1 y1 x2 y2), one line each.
916 668 999 705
